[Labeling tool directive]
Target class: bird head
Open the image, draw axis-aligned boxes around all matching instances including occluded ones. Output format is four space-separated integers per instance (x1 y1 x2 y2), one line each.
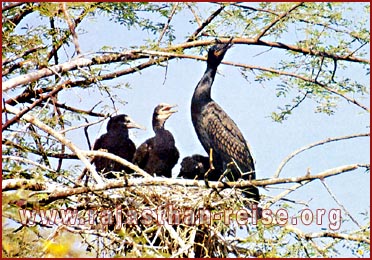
153 103 178 129
207 38 233 67
107 114 145 132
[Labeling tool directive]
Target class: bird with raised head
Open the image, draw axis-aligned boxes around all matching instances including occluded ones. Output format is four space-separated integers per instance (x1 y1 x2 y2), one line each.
133 103 179 178
92 114 144 179
191 41 260 203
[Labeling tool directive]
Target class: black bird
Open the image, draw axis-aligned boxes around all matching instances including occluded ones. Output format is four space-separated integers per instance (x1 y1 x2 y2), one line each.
178 155 209 180
178 154 223 180
92 114 144 179
191 41 260 203
133 103 179 178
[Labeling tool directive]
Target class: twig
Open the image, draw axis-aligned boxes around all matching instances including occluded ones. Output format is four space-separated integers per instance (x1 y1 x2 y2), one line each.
187 4 226 42
285 224 370 244
59 117 107 134
274 133 370 178
2 84 65 131
255 2 303 40
186 3 202 27
321 179 362 229
264 181 310 208
3 103 104 186
81 150 153 178
2 45 46 66
2 2 25 12
3 139 78 159
157 3 178 45
60 3 82 55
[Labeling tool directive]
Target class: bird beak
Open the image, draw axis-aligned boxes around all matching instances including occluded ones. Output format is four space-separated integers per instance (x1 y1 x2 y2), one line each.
126 117 146 130
163 104 178 114
215 38 233 56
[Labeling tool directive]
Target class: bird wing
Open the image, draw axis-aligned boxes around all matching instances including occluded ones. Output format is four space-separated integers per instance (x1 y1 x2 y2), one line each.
202 102 255 174
133 140 151 169
92 134 105 150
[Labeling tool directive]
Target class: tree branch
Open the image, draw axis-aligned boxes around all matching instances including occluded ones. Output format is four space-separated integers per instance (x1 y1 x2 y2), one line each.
3 164 367 206
274 133 370 178
3 103 104 186
60 3 82 55
3 37 369 92
157 3 178 45
255 2 303 40
285 224 370 244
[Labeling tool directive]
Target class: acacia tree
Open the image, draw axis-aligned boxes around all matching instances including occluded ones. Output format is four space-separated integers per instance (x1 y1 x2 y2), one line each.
2 2 370 258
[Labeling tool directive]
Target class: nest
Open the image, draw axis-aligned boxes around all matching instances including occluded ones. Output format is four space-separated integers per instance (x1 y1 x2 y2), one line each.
73 174 259 258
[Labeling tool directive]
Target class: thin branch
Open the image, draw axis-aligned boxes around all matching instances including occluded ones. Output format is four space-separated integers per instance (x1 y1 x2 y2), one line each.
274 133 370 178
186 3 202 27
81 150 153 179
4 164 368 204
59 117 107 134
255 2 303 40
157 3 178 45
2 139 78 159
321 179 362 229
264 181 310 209
285 224 370 244
60 3 82 55
186 4 226 42
2 45 46 66
46 4 95 62
131 50 370 113
3 103 104 186
2 155 56 173
2 84 65 131
2 2 25 12
3 37 369 92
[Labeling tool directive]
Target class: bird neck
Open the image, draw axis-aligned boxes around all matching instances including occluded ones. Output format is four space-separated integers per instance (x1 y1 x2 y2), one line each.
153 119 166 133
192 66 217 105
110 128 129 138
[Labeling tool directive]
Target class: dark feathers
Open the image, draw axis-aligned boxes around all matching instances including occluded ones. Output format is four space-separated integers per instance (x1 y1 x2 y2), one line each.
92 114 144 179
191 42 259 202
133 103 179 178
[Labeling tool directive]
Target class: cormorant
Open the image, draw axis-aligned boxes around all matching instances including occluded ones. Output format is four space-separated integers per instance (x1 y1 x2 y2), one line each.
92 114 144 179
133 103 179 178
178 154 223 180
191 41 260 203
178 155 209 180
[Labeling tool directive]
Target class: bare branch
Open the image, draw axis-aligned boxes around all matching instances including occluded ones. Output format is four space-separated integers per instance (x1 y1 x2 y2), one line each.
2 2 25 12
3 103 104 186
187 4 226 42
321 179 362 229
285 225 370 244
4 164 367 204
157 3 178 45
264 181 310 208
274 133 370 178
2 84 65 131
81 150 153 178
3 37 369 92
60 3 82 55
2 155 56 173
2 45 46 66
2 178 47 191
255 2 303 40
